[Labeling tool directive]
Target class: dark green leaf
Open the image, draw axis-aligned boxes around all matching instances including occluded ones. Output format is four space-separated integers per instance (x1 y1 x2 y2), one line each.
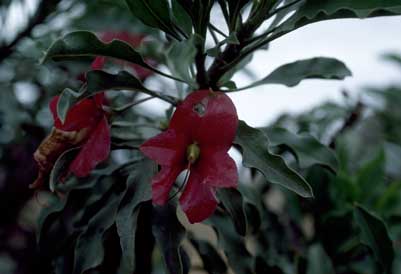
278 0 401 35
49 147 80 193
165 35 198 87
207 213 253 274
85 70 178 104
43 31 149 68
383 53 401 68
172 0 193 36
189 237 227 274
124 0 180 39
307 244 335 274
356 150 385 202
217 188 247 236
234 120 313 197
152 203 186 274
238 57 351 90
116 158 155 274
353 204 394 272
56 88 84 123
73 181 128 274
263 127 338 171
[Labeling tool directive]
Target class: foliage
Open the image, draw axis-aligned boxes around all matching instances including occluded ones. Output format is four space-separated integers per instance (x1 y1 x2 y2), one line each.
1 0 401 274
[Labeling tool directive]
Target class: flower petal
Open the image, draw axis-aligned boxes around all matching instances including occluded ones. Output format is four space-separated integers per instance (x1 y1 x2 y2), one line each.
179 169 218 223
140 129 188 166
91 56 106 70
152 165 185 205
195 149 238 188
49 96 103 131
169 90 210 136
69 116 110 177
194 92 238 149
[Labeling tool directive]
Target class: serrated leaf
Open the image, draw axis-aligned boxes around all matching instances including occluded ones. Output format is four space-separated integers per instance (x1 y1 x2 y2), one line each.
353 204 394 272
189 237 227 274
217 188 247 236
125 0 180 39
238 57 351 90
234 120 313 197
152 203 186 274
263 127 338 171
277 0 401 35
116 158 155 274
43 31 149 67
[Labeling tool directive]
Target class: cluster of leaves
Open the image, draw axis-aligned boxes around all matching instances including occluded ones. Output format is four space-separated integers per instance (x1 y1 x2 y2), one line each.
1 0 401 274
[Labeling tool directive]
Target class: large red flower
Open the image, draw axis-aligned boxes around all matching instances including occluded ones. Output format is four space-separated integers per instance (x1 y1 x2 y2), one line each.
140 90 239 223
30 93 110 189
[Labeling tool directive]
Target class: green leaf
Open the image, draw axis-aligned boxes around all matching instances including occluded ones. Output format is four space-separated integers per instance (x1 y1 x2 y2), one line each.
217 188 247 236
353 204 394 272
56 88 84 123
263 127 338 171
307 244 335 274
116 158 155 274
85 70 178 104
237 57 351 90
165 35 198 88
355 150 385 202
43 31 149 68
49 147 80 193
207 213 253 274
278 0 401 35
125 0 180 39
234 120 313 198
172 0 193 36
189 237 227 274
73 182 128 274
152 203 186 274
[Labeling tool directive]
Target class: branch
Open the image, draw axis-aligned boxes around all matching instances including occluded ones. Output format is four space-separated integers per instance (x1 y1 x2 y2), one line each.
329 102 364 149
0 0 60 63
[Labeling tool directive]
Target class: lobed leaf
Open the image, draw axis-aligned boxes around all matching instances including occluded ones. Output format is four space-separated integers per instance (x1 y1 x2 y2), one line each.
263 126 338 171
234 120 313 198
42 31 149 68
237 57 351 90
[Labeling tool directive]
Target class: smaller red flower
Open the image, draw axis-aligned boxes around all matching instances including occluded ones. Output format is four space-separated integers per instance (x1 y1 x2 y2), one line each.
140 90 239 223
30 93 110 189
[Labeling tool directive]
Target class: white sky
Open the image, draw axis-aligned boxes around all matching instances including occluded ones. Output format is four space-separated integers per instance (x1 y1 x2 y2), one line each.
229 16 401 127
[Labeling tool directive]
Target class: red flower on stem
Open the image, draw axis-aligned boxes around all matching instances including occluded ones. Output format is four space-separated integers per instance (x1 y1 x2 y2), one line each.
140 90 239 223
30 93 110 189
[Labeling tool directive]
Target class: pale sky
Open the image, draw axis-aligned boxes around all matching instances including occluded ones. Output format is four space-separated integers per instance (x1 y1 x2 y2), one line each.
229 16 401 127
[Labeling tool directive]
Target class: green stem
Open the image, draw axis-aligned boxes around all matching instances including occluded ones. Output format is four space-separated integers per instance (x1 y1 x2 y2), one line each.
113 96 155 112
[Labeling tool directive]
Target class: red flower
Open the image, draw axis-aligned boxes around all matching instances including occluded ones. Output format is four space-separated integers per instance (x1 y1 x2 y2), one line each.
140 90 239 223
30 93 110 189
